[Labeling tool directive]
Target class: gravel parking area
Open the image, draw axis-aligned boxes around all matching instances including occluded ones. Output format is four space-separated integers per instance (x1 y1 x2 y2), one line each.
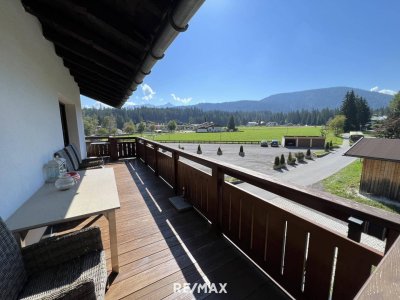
164 142 306 175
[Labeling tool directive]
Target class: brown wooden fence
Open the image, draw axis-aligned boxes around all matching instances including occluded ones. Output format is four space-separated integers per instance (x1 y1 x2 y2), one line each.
135 137 400 300
86 136 136 160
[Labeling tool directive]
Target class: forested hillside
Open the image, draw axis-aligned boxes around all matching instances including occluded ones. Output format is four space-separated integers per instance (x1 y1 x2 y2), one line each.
83 106 339 130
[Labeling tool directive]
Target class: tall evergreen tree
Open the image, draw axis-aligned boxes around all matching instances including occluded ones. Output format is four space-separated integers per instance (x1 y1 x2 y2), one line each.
340 91 358 131
227 115 236 130
355 96 371 129
378 92 400 138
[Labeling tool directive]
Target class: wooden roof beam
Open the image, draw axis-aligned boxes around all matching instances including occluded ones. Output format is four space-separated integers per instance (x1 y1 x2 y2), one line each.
80 88 121 105
66 63 129 90
53 44 133 81
27 0 148 52
74 77 126 97
44 29 136 77
36 16 142 69
60 52 131 83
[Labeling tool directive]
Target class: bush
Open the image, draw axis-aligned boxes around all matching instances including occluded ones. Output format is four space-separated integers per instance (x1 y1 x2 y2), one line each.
295 152 305 162
305 148 312 159
280 154 286 165
273 156 281 169
329 140 333 149
197 144 202 154
325 142 330 152
239 145 245 157
217 147 223 155
287 152 296 165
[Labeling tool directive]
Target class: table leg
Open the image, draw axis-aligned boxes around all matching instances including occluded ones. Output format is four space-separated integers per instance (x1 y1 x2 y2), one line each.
106 210 119 273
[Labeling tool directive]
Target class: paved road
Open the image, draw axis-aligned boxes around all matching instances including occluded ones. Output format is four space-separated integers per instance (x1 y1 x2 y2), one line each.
265 138 355 185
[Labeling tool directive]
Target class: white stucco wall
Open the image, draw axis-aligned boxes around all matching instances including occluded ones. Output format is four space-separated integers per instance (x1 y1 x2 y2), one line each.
0 0 86 220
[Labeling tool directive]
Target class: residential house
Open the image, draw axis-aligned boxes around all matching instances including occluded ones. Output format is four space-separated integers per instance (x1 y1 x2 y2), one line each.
1 1 400 299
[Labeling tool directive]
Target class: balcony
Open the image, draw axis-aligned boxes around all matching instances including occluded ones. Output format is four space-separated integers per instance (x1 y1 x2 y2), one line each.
59 137 400 299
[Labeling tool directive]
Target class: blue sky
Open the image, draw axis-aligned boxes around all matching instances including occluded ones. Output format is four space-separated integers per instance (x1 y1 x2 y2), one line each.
81 0 400 108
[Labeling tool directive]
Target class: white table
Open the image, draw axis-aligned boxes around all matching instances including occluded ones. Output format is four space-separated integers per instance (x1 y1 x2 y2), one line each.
6 168 121 273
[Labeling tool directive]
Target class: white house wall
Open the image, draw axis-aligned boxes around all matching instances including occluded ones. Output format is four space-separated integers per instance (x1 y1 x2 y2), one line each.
0 0 85 219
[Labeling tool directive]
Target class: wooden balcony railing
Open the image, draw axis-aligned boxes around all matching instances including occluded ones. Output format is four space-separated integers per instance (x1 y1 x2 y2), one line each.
84 136 400 298
134 137 400 300
85 136 136 160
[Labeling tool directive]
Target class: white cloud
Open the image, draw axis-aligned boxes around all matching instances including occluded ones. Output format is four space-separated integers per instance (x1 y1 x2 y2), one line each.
87 101 112 109
171 93 192 104
370 86 379 92
379 89 397 96
123 101 136 107
141 83 156 101
370 86 397 96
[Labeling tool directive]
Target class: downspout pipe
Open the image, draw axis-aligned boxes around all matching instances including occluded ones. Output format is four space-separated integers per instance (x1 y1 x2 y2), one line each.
118 0 205 108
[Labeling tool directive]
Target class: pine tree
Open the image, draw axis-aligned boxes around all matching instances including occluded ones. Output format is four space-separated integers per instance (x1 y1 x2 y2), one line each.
227 116 236 131
197 145 202 154
340 91 358 132
355 96 371 129
379 92 400 138
274 156 280 167
280 154 285 165
217 147 223 155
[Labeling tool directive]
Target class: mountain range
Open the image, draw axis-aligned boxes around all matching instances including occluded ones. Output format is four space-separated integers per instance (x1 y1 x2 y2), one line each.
188 87 393 112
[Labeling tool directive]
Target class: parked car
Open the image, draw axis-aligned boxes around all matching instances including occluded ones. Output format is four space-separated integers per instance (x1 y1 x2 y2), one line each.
260 140 268 147
270 140 279 147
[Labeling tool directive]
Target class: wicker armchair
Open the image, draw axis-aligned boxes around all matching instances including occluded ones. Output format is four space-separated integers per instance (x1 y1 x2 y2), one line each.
0 218 107 300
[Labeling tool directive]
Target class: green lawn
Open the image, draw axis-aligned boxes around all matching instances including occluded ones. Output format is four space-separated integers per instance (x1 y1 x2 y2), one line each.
145 126 342 145
322 160 400 214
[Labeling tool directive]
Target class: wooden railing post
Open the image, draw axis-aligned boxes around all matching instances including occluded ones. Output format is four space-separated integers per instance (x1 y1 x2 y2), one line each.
135 138 140 159
143 141 147 165
154 145 159 176
385 229 400 253
173 151 179 195
133 137 137 157
211 166 224 230
109 137 118 161
348 216 364 242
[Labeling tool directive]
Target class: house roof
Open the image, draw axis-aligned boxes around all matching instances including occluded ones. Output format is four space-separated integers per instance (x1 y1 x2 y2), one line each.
22 0 204 108
344 138 400 162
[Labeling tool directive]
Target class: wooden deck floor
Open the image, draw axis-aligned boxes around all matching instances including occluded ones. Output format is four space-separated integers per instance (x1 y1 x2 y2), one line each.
57 159 289 299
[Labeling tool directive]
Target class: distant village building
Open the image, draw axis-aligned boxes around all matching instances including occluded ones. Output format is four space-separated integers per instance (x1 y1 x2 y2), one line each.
344 138 400 202
247 122 258 126
195 122 224 133
266 122 279 127
281 136 325 148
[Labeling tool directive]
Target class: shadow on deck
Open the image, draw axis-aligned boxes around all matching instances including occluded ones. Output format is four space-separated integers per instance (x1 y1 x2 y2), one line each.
56 159 290 299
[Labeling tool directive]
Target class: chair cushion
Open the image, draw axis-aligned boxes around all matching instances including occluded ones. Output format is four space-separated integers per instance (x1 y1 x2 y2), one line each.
0 219 27 300
69 144 83 164
54 149 76 172
18 251 107 300
64 146 80 171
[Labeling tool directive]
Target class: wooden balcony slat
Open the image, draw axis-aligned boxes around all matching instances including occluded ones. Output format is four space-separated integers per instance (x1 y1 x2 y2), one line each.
54 160 288 299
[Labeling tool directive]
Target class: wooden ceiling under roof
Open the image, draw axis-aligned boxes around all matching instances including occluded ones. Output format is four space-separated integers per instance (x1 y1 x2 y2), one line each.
21 0 198 108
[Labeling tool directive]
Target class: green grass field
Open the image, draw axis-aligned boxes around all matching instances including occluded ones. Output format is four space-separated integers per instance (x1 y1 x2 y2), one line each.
145 126 342 145
322 160 400 214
